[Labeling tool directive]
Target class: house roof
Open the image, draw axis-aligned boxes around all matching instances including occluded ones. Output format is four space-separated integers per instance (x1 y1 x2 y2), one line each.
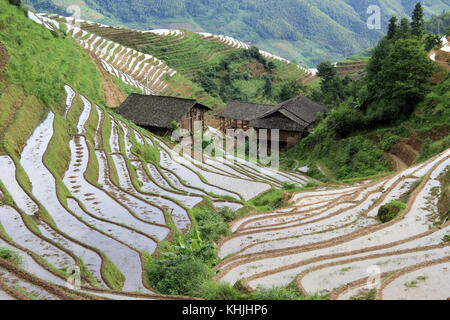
249 95 327 132
116 94 211 129
215 101 276 121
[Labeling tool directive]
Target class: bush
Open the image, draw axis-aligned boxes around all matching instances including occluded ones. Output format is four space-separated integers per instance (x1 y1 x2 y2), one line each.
0 247 22 265
147 254 212 296
193 207 231 242
8 0 21 7
377 201 406 223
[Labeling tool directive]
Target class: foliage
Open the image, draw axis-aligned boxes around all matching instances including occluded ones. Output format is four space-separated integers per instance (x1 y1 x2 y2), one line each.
0 0 104 107
378 201 406 223
411 3 425 37
0 247 22 265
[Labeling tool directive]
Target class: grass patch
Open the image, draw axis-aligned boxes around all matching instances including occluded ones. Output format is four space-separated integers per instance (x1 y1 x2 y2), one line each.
0 247 22 266
377 201 406 223
350 288 376 300
248 188 294 212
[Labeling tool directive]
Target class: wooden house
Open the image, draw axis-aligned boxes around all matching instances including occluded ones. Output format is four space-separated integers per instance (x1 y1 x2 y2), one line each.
116 94 211 136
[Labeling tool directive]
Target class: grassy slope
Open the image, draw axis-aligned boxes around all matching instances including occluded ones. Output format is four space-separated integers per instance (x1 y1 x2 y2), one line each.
0 0 128 288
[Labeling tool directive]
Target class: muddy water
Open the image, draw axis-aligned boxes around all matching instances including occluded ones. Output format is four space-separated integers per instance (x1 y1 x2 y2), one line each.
0 156 39 215
158 147 240 199
382 262 450 300
0 268 60 300
95 150 169 240
94 105 103 149
36 222 106 288
63 137 159 250
132 161 202 208
229 226 450 288
146 163 180 191
213 202 244 212
66 199 155 293
20 113 149 292
63 85 76 119
77 95 92 134
109 117 121 153
0 206 74 269
301 247 450 294
0 237 66 286
118 121 137 160
111 154 191 233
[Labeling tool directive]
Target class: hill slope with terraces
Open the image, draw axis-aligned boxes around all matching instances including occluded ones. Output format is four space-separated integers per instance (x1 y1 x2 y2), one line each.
35 13 312 109
1 1 449 300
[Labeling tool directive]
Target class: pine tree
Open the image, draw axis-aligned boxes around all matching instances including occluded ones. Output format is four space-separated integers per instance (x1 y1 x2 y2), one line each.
411 3 425 37
387 16 398 40
398 18 411 39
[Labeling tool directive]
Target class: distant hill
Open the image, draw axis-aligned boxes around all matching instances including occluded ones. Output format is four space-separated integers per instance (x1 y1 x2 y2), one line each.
23 0 450 66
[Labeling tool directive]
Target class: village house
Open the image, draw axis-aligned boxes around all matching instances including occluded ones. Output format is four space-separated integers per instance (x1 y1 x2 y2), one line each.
216 95 327 151
215 101 276 132
116 94 211 136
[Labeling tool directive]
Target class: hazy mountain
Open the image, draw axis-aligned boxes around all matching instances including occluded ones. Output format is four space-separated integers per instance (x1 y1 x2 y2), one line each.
23 0 450 66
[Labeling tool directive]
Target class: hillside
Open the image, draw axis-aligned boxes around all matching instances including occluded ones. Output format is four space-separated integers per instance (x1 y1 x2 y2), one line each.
23 0 450 66
0 0 311 299
0 0 449 301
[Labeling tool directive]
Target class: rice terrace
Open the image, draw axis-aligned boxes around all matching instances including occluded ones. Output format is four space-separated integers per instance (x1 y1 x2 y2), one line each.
0 0 449 304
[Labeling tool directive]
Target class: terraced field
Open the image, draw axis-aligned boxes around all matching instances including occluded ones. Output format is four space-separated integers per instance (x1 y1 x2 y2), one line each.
0 85 308 299
33 13 311 108
215 150 450 300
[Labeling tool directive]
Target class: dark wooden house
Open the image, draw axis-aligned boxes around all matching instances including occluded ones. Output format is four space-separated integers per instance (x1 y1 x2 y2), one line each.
116 94 211 136
215 101 276 132
249 95 327 150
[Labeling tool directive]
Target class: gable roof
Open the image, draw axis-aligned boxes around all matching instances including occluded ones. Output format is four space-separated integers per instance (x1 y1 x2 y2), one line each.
249 95 327 132
116 94 211 129
215 101 276 121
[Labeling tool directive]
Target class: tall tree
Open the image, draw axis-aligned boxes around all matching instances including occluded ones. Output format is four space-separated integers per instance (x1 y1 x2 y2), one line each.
411 3 425 37
398 18 411 39
377 39 435 116
387 16 398 40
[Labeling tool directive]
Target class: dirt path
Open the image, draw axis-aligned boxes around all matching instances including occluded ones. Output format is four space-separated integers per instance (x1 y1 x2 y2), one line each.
384 153 408 172
85 50 126 108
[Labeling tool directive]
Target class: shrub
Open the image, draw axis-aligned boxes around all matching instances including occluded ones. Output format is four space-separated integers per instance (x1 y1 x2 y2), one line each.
147 254 212 296
8 0 21 7
193 207 233 242
377 201 406 223
281 181 298 190
0 247 22 265
443 234 450 243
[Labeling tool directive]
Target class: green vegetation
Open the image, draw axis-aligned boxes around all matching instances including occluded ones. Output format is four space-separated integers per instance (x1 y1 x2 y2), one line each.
443 234 450 243
147 202 323 299
350 289 376 300
25 0 450 66
0 247 22 265
377 201 406 223
285 4 449 181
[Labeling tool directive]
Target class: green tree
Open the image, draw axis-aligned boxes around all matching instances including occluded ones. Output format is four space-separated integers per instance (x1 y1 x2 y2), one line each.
279 80 304 101
398 18 411 39
317 61 337 81
424 32 442 51
387 16 398 40
411 3 425 37
377 39 435 116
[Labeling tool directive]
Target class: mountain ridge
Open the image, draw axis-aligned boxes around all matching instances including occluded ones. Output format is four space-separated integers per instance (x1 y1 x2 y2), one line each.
23 0 450 66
